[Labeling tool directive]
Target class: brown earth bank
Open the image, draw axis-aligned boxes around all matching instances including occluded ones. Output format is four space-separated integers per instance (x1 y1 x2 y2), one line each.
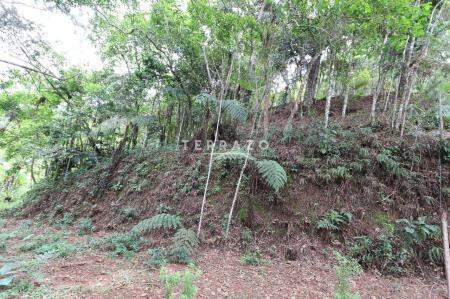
3 95 449 297
0 218 446 298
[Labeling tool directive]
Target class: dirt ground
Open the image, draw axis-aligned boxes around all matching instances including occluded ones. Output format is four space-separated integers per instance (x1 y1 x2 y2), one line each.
0 218 446 298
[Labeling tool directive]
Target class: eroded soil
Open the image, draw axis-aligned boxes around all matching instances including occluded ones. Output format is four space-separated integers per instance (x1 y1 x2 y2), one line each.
0 218 446 298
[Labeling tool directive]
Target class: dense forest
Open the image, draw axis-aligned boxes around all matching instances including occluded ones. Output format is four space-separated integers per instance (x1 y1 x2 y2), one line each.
0 0 449 298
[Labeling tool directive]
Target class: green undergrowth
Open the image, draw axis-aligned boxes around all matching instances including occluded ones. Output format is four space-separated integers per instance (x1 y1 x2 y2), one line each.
4 121 447 279
0 220 84 297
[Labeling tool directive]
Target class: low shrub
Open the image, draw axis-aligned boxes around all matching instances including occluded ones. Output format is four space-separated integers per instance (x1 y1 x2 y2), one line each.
240 250 263 266
101 233 144 258
333 251 362 299
77 217 94 235
159 265 201 299
148 248 167 267
348 216 441 274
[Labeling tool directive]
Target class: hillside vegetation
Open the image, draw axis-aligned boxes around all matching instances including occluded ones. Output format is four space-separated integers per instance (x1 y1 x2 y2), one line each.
0 0 449 298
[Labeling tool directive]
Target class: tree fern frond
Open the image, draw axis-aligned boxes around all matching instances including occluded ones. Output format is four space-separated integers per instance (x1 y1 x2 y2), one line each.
93 116 127 135
169 228 199 263
131 115 156 126
132 213 182 235
163 86 184 98
195 94 248 123
215 149 254 162
222 99 248 122
195 93 217 105
255 159 287 192
172 228 199 252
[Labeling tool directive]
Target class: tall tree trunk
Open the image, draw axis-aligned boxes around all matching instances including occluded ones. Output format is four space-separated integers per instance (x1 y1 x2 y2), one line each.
131 124 139 148
395 37 416 130
30 158 36 184
391 75 401 128
286 81 305 125
44 160 49 178
262 92 272 138
439 92 444 138
341 84 350 120
383 78 393 115
396 1 444 135
108 125 130 177
93 124 130 198
341 65 353 119
285 54 321 129
370 71 386 125
176 106 185 146
304 53 321 108
324 58 335 129
399 74 415 137
370 33 389 125
442 209 450 298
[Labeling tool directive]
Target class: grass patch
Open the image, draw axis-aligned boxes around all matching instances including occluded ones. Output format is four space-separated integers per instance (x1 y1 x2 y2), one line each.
240 250 264 266
19 233 78 258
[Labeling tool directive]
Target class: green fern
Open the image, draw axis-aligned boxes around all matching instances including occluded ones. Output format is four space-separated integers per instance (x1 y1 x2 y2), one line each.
93 116 127 135
428 246 443 265
131 114 155 126
215 149 254 162
317 210 353 231
328 166 352 180
358 147 369 158
376 151 408 178
255 159 287 192
216 150 287 192
195 93 216 105
132 214 182 235
163 86 184 98
0 262 17 288
169 228 199 264
195 93 248 123
222 99 248 122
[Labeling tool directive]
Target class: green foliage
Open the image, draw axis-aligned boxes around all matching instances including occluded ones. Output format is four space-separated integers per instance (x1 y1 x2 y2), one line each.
100 233 143 258
216 149 253 163
317 210 353 232
77 217 94 235
221 100 248 123
395 216 440 245
132 214 182 235
255 159 287 192
119 207 139 221
34 240 77 258
55 212 75 228
159 265 201 299
333 251 362 299
217 151 287 192
148 248 168 268
157 204 174 214
282 123 293 144
349 216 441 274
296 156 319 169
0 262 17 288
19 233 77 258
323 166 352 182
240 250 263 266
428 245 443 265
376 149 409 178
358 147 369 158
348 234 411 274
240 227 252 248
169 228 199 264
195 93 248 123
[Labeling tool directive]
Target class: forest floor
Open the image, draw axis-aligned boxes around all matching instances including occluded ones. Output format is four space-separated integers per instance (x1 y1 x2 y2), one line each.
0 217 446 298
